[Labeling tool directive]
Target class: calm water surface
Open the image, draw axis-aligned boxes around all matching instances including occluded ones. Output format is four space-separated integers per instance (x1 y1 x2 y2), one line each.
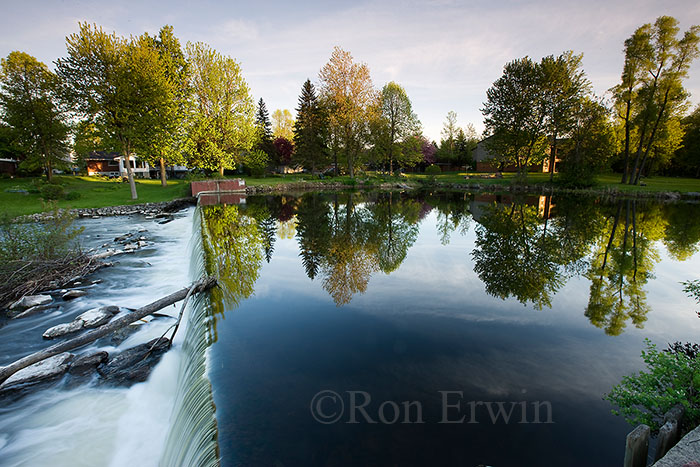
200 192 700 467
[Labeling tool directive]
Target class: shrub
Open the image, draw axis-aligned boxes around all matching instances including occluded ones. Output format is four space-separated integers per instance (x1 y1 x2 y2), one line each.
40 184 65 200
425 164 441 175
65 191 81 200
605 339 700 433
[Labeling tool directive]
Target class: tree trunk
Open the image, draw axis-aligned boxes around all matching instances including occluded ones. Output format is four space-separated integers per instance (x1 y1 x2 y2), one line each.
0 277 217 385
160 157 167 187
621 96 633 184
548 133 557 183
634 87 671 185
46 156 53 184
219 166 225 177
123 144 138 200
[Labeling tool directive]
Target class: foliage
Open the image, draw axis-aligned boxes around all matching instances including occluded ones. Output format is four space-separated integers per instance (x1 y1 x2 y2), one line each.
421 138 437 165
244 149 269 178
273 137 294 165
40 183 65 200
0 51 70 183
671 105 700 177
424 164 441 175
271 108 295 141
558 97 618 187
606 339 700 433
293 79 328 174
373 81 421 173
319 46 378 178
183 41 256 176
482 57 549 176
683 279 700 316
255 98 274 159
613 16 700 184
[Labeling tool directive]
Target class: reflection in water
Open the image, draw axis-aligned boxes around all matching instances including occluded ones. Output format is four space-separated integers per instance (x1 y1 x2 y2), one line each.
202 192 700 334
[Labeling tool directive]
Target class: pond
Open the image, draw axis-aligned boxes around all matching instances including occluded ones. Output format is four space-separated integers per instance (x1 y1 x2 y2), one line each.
199 191 700 467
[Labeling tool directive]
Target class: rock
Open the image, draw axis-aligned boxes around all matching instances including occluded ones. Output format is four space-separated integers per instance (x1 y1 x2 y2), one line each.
68 351 109 376
138 240 147 247
11 304 58 320
158 218 173 225
0 353 74 389
105 323 143 346
62 290 88 300
92 279 102 284
124 242 138 250
43 320 84 339
76 308 113 328
98 338 170 386
10 294 52 311
686 192 700 198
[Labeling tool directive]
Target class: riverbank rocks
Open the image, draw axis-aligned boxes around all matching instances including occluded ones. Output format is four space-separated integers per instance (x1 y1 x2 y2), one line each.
68 351 109 377
42 305 120 339
0 353 74 390
10 294 52 311
11 304 59 320
18 198 196 223
62 290 88 300
97 337 170 386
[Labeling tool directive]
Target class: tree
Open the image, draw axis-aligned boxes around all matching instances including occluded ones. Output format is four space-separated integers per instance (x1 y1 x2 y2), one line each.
319 46 378 178
271 108 294 140
673 105 700 176
293 79 327 174
375 81 420 174
611 24 654 184
558 97 617 186
482 57 549 178
454 126 478 169
614 17 700 184
184 42 256 176
72 120 103 171
57 23 170 198
255 98 273 159
436 111 459 163
0 52 69 183
273 136 294 165
421 138 437 165
140 25 190 187
540 51 590 181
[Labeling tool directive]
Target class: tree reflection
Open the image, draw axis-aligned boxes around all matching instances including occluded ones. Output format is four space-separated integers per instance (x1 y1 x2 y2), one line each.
200 204 264 318
472 196 565 309
584 200 661 335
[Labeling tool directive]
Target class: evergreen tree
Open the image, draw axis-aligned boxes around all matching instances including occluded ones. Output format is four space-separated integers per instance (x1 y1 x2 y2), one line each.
293 79 327 174
255 98 274 163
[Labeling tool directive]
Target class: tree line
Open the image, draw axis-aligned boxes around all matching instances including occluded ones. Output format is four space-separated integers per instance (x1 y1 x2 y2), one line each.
1 17 699 195
482 16 700 185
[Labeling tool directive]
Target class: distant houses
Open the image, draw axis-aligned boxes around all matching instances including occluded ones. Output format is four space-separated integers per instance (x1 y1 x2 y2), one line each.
85 152 188 179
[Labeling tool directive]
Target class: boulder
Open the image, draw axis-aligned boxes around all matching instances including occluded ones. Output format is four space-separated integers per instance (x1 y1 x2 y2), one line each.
68 351 109 376
0 353 74 389
76 306 119 328
10 295 52 311
98 337 170 386
43 320 84 339
11 304 59 320
62 290 88 300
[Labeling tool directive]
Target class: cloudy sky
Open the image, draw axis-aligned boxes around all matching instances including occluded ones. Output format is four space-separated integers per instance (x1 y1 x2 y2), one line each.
1 0 699 141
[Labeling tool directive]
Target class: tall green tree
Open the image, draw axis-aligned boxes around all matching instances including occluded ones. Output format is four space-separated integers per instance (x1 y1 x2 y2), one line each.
57 23 168 198
540 51 590 181
375 81 420 174
673 104 700 176
293 79 327 174
0 52 69 182
614 17 700 184
437 110 459 162
482 57 549 178
319 46 378 178
141 25 190 187
255 98 273 158
184 42 256 176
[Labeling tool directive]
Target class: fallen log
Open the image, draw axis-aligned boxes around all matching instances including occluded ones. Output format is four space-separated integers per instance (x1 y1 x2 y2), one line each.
0 276 217 386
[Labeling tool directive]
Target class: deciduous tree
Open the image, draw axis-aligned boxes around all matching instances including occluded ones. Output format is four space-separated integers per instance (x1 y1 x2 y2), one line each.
271 108 294 140
184 42 255 176
375 81 420 174
319 46 378 178
0 52 69 182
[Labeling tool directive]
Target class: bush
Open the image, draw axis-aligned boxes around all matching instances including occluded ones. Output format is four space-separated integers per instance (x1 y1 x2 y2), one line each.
40 184 65 200
605 339 700 433
425 164 441 175
65 191 81 200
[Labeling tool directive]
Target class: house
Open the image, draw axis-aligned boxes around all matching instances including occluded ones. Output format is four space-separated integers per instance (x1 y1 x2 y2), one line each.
86 152 151 178
471 136 561 173
0 158 18 176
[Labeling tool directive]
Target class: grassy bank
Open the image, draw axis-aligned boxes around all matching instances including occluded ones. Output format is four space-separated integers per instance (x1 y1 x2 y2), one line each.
2 172 699 217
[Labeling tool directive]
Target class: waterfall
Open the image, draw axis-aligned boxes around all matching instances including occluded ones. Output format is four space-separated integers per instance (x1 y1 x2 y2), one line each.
160 207 219 467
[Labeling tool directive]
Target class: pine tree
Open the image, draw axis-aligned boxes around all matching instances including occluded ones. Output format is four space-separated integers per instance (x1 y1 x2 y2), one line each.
255 98 273 153
293 79 327 174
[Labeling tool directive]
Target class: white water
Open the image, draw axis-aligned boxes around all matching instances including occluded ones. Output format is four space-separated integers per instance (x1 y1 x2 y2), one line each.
0 208 203 467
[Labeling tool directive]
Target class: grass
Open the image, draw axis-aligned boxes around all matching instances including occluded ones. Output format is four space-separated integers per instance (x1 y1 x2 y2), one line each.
1 171 699 218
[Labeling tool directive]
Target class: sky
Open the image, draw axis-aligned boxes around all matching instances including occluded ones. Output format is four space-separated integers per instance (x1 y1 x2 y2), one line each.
1 0 699 142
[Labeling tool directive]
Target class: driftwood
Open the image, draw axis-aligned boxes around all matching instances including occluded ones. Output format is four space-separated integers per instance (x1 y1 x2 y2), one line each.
0 276 217 385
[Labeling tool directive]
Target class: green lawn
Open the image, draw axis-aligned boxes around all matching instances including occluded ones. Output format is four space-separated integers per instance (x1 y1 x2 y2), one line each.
2 172 699 218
